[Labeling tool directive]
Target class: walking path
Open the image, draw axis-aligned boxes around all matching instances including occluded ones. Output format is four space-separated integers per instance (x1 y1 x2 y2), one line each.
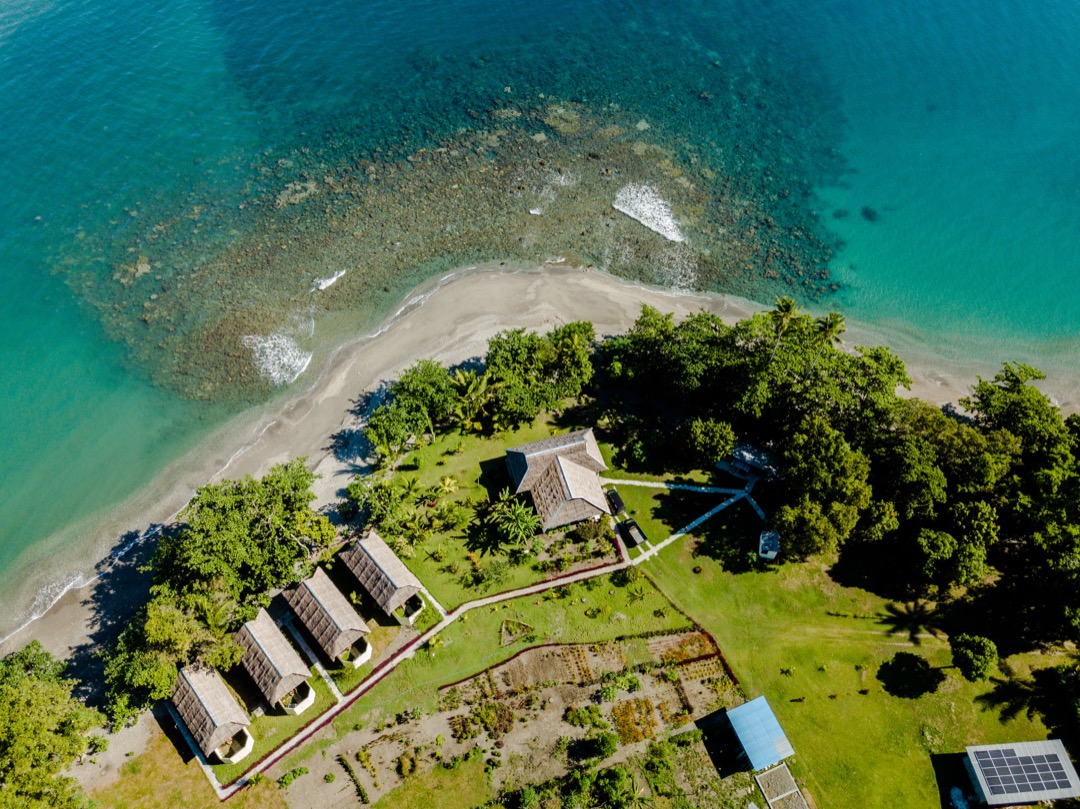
600 477 745 496
203 474 766 800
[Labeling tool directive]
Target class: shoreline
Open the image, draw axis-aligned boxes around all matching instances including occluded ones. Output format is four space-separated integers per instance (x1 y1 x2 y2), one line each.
2 262 1078 659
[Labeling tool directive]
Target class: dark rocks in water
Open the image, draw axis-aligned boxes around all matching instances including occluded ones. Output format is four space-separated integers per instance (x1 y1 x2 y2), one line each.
861 206 879 222
832 208 849 219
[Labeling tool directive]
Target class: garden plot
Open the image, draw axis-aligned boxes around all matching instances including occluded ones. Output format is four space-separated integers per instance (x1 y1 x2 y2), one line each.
649 630 714 663
278 629 750 808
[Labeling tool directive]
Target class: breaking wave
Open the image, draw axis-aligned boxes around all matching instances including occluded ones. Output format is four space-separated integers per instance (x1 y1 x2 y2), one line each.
241 333 313 386
612 183 685 243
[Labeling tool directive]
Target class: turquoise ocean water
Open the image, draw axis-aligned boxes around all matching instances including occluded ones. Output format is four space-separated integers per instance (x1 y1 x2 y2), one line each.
1 0 1077 638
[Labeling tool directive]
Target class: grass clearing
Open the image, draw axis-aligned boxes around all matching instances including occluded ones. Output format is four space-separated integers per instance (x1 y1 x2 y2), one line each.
91 727 286 809
647 530 1055 809
371 755 491 809
611 483 731 548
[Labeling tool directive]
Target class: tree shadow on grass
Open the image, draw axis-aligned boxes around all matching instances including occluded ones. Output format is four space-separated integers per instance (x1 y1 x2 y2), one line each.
944 553 1067 656
829 540 916 601
878 600 944 646
678 497 760 573
477 457 512 503
975 664 1080 750
876 651 946 699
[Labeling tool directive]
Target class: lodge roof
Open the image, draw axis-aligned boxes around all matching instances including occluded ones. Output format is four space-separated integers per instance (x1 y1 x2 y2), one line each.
285 567 369 660
340 530 423 616
235 609 310 707
172 665 250 758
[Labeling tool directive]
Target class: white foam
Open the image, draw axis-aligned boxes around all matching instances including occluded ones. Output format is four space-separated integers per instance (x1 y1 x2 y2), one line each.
612 184 685 243
241 333 313 386
312 269 346 291
657 243 699 291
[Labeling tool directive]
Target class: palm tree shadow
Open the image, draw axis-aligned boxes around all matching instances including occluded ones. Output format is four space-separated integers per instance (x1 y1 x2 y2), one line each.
879 600 943 645
976 665 1080 748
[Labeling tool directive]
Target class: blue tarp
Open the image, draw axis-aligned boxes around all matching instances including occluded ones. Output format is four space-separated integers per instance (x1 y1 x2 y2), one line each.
727 696 794 770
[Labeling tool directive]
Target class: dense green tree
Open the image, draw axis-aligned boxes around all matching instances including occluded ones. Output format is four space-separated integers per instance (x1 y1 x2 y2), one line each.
776 417 872 557
602 305 677 386
886 435 947 522
916 528 958 585
485 328 559 428
152 458 333 610
391 358 457 437
365 400 417 463
685 417 736 468
962 363 1074 506
775 496 846 559
0 642 105 809
768 296 800 362
482 321 596 429
548 321 596 399
805 311 846 377
592 764 635 806
450 368 495 433
855 500 900 544
951 633 999 681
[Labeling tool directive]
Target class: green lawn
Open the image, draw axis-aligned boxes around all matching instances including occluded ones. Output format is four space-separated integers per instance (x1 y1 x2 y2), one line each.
609 482 750 549
372 756 491 809
647 534 1057 809
392 419 606 611
211 672 336 786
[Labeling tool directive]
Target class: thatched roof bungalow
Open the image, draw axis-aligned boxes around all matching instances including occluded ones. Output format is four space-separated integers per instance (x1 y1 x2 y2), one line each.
506 428 610 531
172 666 253 764
285 567 371 666
235 609 314 714
341 530 424 624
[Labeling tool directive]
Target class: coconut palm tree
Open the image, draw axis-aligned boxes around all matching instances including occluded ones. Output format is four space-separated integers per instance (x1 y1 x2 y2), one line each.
768 296 800 362
397 475 423 505
451 368 494 433
805 311 846 377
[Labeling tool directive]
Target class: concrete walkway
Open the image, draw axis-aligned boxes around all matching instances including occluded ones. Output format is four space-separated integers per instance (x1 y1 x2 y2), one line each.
206 475 764 799
600 477 744 495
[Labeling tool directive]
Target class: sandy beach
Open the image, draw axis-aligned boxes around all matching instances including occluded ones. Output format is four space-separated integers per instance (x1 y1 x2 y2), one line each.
2 262 1077 664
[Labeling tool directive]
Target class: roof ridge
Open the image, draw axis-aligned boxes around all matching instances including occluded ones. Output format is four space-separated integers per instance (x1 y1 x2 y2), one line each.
245 615 285 679
304 577 346 633
181 667 223 729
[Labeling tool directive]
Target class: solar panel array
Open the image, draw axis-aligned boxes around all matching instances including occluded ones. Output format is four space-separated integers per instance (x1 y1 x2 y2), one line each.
973 748 1073 797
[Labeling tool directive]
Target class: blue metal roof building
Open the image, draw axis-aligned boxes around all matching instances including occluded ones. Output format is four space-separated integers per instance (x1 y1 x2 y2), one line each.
727 696 795 770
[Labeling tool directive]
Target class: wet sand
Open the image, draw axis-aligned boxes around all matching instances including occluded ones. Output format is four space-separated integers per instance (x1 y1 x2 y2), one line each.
3 261 1076 665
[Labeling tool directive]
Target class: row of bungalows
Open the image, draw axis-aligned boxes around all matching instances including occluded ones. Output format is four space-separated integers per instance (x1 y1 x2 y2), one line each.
171 530 423 765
